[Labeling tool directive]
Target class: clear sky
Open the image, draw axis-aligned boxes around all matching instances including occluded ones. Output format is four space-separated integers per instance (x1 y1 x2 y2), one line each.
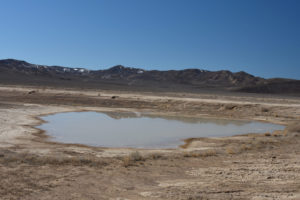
0 0 299 79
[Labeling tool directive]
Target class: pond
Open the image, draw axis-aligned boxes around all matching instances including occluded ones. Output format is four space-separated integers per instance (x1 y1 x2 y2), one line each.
37 112 284 149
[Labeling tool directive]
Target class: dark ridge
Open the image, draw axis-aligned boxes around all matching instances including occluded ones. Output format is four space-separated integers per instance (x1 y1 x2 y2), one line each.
0 59 299 96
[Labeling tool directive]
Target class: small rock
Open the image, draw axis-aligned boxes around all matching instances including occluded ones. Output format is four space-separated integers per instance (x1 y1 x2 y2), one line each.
28 90 36 94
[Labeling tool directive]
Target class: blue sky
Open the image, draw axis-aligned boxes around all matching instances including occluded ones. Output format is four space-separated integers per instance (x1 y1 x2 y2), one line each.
0 0 299 79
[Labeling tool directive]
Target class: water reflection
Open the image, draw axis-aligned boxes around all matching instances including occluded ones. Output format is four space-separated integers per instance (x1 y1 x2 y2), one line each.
103 111 247 126
37 111 284 149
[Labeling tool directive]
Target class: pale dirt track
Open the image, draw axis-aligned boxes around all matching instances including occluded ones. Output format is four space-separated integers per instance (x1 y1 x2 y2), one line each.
0 85 299 200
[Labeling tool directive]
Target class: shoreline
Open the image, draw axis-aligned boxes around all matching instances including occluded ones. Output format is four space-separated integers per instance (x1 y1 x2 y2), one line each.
32 109 286 151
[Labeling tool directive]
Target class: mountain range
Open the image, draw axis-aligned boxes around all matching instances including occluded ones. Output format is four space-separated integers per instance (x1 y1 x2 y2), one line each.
0 59 299 95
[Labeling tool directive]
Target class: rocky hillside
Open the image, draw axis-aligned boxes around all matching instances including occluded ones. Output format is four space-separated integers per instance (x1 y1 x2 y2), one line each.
0 59 299 95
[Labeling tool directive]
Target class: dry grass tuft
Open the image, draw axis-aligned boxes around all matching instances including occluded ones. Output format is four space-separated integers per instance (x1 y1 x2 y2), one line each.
272 130 284 137
122 151 144 167
226 147 237 155
130 151 144 161
122 156 132 167
149 153 162 160
264 132 271 137
261 107 269 112
200 149 217 157
239 144 252 151
183 149 217 158
249 138 278 150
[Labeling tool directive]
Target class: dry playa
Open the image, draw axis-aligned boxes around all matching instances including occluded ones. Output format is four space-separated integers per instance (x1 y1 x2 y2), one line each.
0 85 299 200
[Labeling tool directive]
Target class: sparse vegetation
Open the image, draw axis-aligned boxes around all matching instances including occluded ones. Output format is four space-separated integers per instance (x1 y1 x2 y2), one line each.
272 130 284 137
226 147 237 154
149 153 162 160
261 107 269 112
122 156 131 167
239 144 252 151
122 151 144 167
264 132 271 136
130 151 144 161
183 149 217 158
0 152 107 168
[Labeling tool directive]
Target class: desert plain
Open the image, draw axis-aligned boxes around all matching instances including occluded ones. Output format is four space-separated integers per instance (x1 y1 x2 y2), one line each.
0 85 299 200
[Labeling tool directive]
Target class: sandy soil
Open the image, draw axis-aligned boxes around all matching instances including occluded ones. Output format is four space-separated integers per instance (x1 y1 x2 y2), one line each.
0 85 299 200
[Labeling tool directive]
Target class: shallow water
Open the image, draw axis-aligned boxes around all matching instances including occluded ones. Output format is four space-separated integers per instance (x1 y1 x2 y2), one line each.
37 112 284 149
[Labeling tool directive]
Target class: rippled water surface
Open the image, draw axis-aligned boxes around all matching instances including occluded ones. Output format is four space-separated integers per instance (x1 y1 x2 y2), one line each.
37 112 284 148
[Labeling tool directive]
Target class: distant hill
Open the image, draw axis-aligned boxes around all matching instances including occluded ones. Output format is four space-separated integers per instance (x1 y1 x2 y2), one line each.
0 59 299 95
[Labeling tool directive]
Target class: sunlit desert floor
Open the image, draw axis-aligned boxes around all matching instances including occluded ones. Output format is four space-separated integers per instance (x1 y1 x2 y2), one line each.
0 85 299 200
